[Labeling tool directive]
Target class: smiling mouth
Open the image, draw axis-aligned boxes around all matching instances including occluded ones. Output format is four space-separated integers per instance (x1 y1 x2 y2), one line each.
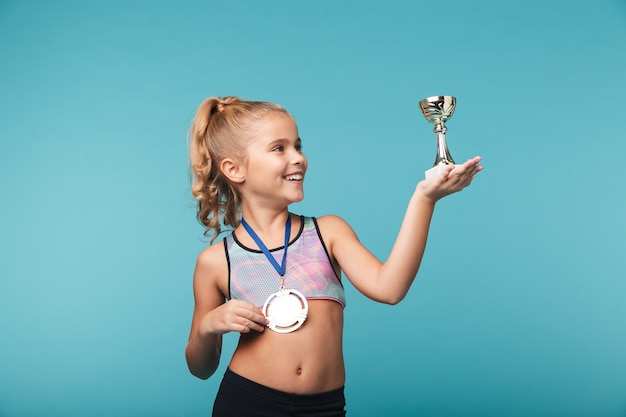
284 173 304 181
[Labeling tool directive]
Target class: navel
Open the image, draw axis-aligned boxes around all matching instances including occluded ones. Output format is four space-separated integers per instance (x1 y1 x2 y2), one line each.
296 367 302 375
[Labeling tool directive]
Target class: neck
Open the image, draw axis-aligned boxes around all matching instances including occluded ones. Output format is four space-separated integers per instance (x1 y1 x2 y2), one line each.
239 206 292 246
240 205 290 234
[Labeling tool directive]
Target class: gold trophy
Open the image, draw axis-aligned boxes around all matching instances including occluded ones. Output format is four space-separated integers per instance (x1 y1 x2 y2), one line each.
419 96 457 179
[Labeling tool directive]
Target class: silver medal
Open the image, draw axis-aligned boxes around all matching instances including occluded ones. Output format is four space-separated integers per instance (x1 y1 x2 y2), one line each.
263 288 308 333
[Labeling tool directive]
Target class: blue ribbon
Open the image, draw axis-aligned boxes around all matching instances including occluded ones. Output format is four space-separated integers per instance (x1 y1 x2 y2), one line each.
241 215 291 277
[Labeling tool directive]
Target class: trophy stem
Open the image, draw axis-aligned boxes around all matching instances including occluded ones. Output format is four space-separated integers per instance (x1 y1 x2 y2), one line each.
434 132 455 166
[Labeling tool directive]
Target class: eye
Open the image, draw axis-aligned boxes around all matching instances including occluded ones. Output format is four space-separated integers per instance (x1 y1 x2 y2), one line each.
272 145 284 152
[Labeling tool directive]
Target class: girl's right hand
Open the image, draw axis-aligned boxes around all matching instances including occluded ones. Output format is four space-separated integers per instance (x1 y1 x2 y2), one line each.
199 300 269 336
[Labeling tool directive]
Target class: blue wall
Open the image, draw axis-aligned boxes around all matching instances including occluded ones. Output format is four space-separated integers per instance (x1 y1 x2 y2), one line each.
1 1 625 416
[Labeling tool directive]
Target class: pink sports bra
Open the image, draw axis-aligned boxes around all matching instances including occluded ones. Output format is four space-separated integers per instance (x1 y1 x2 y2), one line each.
224 216 346 308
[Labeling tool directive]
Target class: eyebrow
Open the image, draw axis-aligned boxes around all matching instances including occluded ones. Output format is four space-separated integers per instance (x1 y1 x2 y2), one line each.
268 137 302 146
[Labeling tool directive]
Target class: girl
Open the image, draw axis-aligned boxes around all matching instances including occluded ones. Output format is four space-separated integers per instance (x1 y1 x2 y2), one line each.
185 96 482 416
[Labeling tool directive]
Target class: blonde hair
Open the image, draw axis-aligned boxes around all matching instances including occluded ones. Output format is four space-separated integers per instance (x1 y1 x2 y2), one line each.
189 96 288 241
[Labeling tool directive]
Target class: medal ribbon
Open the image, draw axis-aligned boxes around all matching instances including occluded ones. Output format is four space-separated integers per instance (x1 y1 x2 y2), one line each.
241 215 291 277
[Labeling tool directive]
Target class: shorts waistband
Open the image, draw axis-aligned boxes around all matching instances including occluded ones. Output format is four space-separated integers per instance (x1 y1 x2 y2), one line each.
223 368 345 406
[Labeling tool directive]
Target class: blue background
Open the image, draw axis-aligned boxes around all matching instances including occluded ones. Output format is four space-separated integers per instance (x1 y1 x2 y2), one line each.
1 1 625 416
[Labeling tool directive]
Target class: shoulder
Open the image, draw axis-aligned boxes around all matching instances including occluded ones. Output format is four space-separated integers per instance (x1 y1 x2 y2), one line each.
314 214 349 228
313 215 369 271
196 239 227 270
314 215 359 242
194 239 229 295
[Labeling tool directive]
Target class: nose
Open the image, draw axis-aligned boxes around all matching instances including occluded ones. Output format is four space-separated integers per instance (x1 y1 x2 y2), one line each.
291 148 306 166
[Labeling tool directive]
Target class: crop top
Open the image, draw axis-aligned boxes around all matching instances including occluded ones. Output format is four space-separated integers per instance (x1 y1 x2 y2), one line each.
224 216 346 308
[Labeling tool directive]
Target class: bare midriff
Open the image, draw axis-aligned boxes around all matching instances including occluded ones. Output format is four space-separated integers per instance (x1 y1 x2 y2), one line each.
228 300 345 394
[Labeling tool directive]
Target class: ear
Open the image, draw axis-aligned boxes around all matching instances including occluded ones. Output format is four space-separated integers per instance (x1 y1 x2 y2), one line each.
220 158 246 184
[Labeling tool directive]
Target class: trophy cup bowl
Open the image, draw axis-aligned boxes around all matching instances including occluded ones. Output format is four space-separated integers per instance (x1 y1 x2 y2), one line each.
419 96 457 179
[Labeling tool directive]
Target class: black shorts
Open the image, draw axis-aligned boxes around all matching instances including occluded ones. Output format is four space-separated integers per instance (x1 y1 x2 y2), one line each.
213 368 346 417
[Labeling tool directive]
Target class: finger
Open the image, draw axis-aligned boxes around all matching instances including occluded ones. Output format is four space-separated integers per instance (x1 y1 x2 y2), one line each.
235 315 267 333
246 319 267 332
440 165 455 181
227 310 268 334
230 320 261 334
221 314 265 333
237 305 269 324
467 165 482 180
226 300 265 320
461 160 482 178
231 323 255 334
459 157 481 171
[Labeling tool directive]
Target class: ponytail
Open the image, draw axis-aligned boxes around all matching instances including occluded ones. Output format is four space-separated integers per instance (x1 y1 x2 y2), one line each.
189 96 287 241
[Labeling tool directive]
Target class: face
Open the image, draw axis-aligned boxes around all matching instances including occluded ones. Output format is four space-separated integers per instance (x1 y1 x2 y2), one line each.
240 112 308 206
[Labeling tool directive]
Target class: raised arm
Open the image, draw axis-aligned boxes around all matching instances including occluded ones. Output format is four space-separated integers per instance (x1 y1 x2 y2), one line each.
323 156 482 305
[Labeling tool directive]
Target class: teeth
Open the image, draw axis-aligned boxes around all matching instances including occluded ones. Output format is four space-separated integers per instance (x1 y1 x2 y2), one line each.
285 174 303 181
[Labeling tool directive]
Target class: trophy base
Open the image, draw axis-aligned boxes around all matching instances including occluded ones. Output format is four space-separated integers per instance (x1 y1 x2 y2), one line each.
425 164 455 179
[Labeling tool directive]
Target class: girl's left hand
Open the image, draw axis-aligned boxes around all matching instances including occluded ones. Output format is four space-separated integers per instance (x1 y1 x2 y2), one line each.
417 156 483 203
